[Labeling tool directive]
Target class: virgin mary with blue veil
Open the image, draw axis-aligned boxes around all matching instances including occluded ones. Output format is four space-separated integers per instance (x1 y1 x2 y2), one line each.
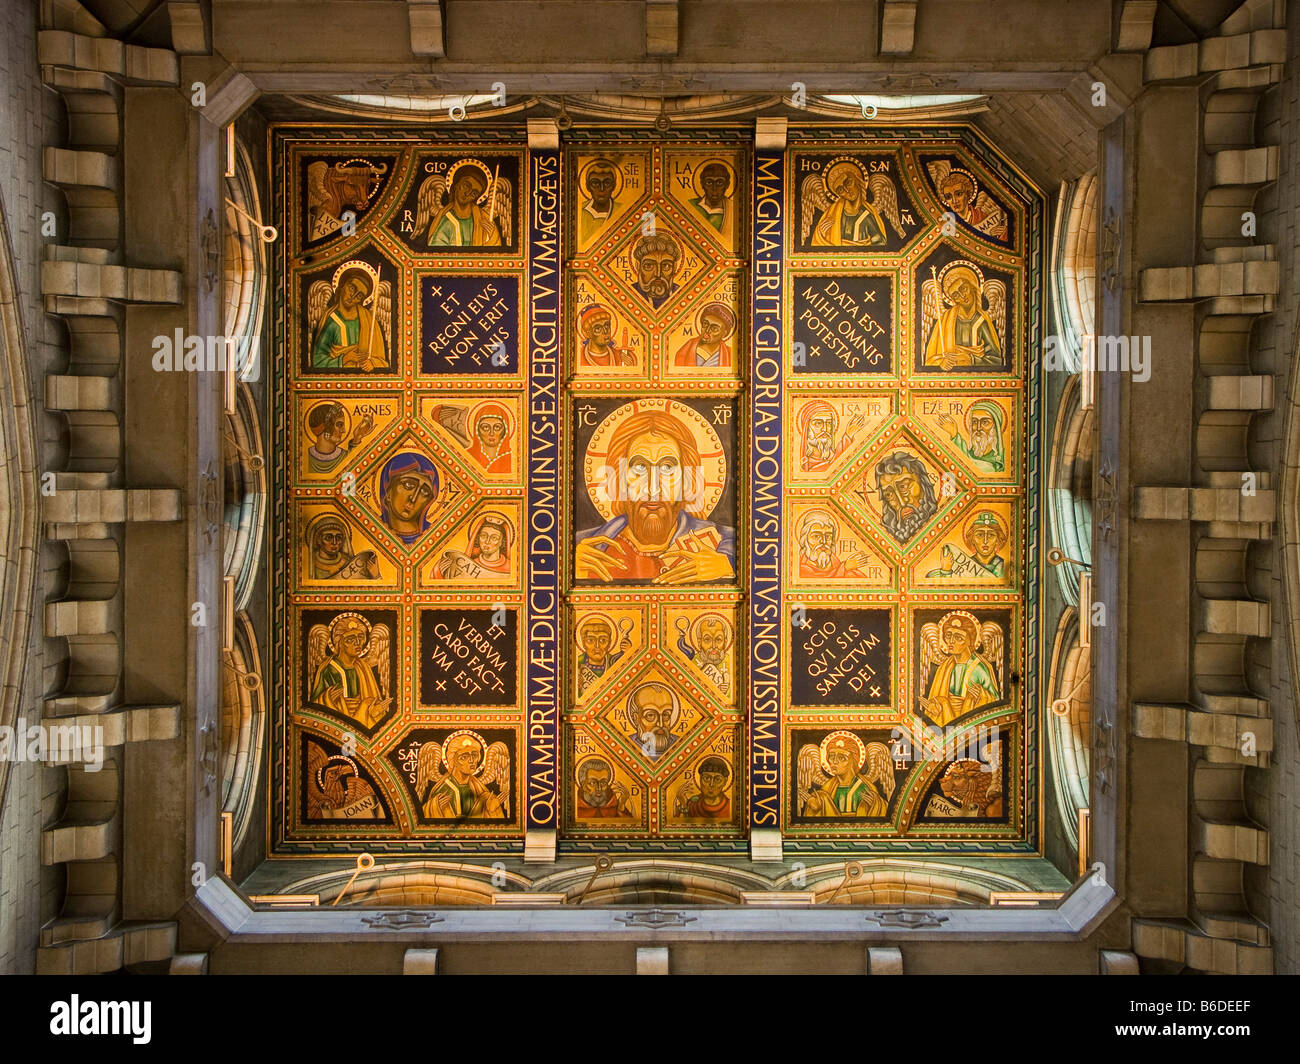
379 452 439 545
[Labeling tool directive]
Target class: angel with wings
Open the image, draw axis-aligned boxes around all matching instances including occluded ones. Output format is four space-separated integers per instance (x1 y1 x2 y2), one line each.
414 731 509 820
308 261 391 372
927 160 1008 241
917 611 1004 727
802 159 906 248
307 613 393 729
921 261 1006 371
797 731 894 818
414 158 512 248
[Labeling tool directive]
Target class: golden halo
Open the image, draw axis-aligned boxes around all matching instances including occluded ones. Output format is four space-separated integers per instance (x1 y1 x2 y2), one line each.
440 729 487 775
582 397 727 522
578 156 624 204
340 157 386 203
574 612 618 650
819 730 866 775
305 398 350 436
316 753 359 792
936 260 986 307
824 156 868 198
939 165 980 196
446 158 495 203
691 612 733 651
330 260 380 304
691 157 735 200
327 611 371 653
468 399 515 439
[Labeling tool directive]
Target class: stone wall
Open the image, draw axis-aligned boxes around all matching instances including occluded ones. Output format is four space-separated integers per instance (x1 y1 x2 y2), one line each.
1255 11 1300 975
0 0 68 976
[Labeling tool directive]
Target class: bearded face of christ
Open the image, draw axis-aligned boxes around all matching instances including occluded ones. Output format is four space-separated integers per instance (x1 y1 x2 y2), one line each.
619 431 685 548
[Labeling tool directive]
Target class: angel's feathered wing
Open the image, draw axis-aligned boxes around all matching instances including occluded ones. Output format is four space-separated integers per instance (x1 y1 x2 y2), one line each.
482 741 511 815
364 623 391 698
306 161 329 211
307 280 334 341
415 740 444 797
920 278 940 355
926 159 953 191
863 742 896 802
918 621 944 689
306 624 331 694
983 279 1007 348
978 621 1004 693
414 173 448 239
373 281 392 353
796 743 824 805
487 176 513 245
868 173 905 237
799 172 830 245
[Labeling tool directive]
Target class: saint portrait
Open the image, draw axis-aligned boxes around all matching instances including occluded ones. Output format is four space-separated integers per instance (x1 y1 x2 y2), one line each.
413 731 510 820
673 301 736 369
920 261 1007 371
624 682 682 760
577 158 622 248
575 614 631 695
938 399 1007 474
574 757 635 819
414 158 512 248
464 402 513 474
673 756 733 820
797 400 863 474
302 511 380 581
874 451 939 544
917 611 1005 727
795 509 868 579
926 159 1009 242
796 731 894 818
673 613 732 695
434 510 515 580
576 304 638 368
686 160 736 245
378 452 439 545
306 613 393 730
575 403 735 585
926 510 1011 581
425 400 515 475
304 400 375 476
800 159 905 248
630 232 682 310
307 261 391 372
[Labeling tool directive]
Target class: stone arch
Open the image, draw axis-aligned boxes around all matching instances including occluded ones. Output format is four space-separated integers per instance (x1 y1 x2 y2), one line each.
0 191 40 813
